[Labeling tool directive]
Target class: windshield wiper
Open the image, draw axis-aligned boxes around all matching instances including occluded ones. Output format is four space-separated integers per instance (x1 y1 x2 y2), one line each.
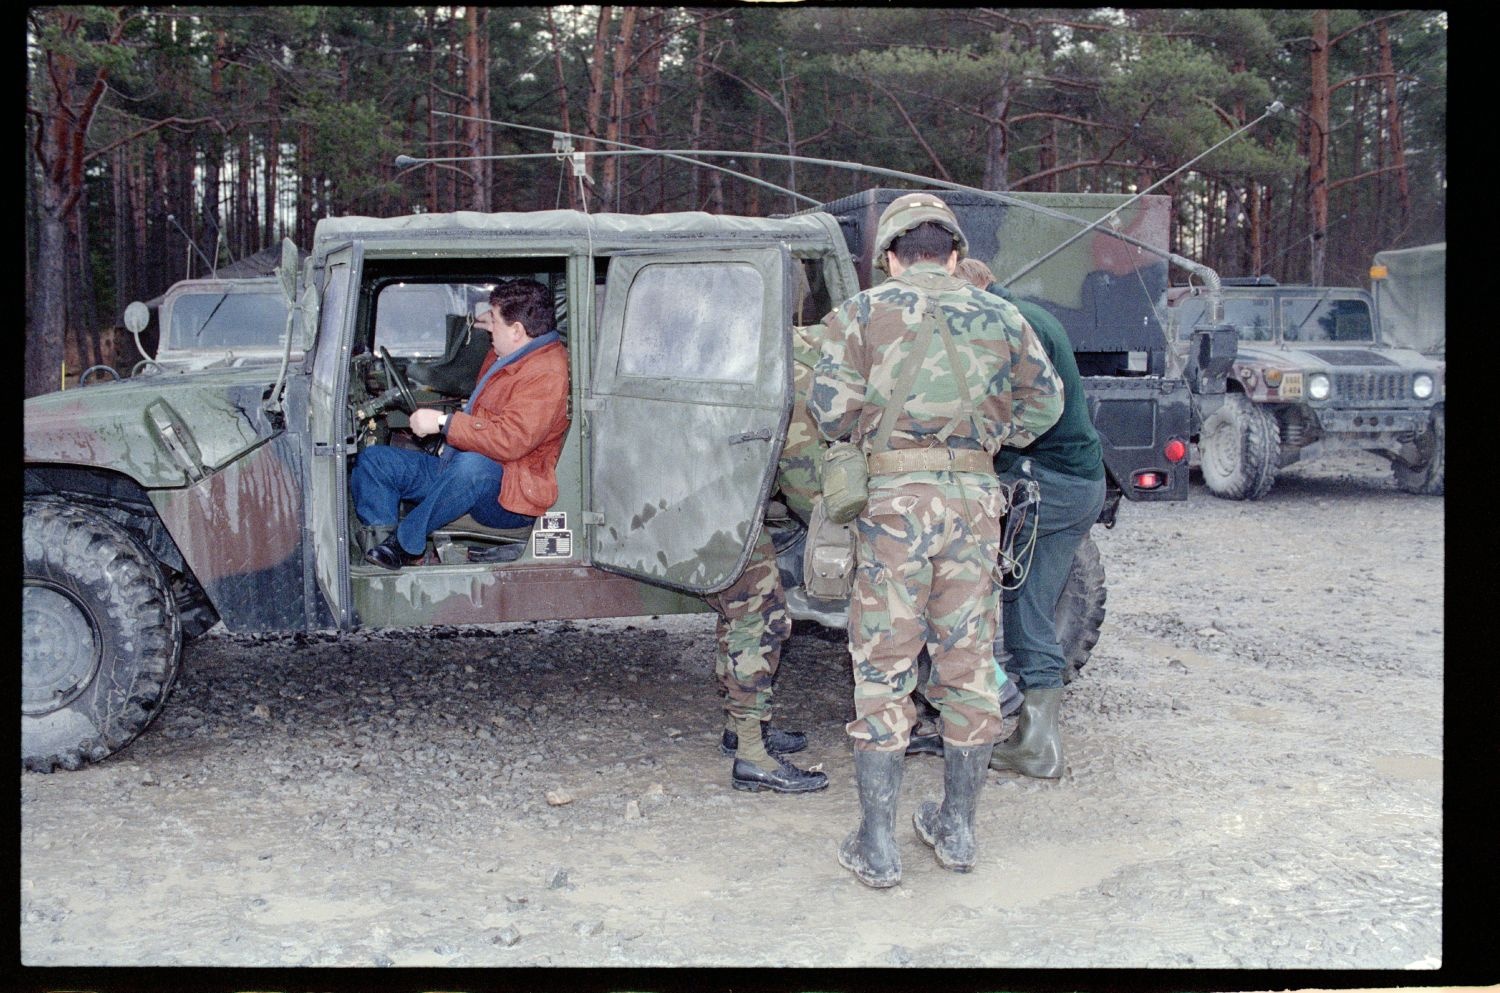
193 293 231 340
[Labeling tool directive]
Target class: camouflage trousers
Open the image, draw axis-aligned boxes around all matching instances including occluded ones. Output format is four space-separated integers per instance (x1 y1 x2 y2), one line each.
846 477 1006 752
707 527 791 723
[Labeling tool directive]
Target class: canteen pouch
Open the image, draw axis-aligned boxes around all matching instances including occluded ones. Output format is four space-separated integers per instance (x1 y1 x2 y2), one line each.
803 498 856 602
820 441 868 524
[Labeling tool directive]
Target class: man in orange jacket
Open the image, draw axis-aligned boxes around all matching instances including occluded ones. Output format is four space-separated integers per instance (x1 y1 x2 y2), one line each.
351 278 571 568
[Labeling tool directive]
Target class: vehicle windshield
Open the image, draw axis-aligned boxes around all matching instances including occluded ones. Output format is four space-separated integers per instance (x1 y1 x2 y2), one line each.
1174 295 1274 342
164 286 290 351
1281 296 1374 343
374 282 495 357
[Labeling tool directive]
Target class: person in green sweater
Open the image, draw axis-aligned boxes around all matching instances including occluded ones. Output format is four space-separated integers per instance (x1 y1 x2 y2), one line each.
956 258 1106 780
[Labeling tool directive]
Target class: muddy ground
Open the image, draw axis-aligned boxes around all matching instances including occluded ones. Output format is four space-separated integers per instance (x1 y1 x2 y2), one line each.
19 451 1450 983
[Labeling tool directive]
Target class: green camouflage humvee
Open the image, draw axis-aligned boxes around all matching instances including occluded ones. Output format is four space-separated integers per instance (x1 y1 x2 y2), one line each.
1167 277 1444 499
25 211 859 771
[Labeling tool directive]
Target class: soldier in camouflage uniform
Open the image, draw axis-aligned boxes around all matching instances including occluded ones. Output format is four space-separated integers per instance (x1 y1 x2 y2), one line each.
707 312 831 795
810 193 1063 887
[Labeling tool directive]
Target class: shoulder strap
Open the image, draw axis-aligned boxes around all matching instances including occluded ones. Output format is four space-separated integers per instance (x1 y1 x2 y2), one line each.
934 318 981 446
870 294 939 453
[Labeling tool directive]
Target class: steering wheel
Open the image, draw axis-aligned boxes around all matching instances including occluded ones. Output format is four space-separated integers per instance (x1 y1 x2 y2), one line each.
379 346 418 415
378 346 446 454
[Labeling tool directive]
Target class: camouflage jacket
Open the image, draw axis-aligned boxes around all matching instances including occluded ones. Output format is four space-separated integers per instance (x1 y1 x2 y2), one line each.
774 322 828 521
810 262 1063 456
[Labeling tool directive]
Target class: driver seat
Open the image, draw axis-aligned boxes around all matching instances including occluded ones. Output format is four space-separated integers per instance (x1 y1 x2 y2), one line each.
430 514 533 564
407 315 492 398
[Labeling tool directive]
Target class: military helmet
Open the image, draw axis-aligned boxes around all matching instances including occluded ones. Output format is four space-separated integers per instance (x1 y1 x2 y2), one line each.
873 192 969 273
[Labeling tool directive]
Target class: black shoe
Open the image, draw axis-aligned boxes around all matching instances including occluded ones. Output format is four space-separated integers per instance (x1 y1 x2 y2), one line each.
365 535 423 570
905 732 944 757
731 755 828 794
719 724 807 757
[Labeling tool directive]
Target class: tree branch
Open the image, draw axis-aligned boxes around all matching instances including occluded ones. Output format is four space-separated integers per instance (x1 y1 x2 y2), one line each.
865 75 953 181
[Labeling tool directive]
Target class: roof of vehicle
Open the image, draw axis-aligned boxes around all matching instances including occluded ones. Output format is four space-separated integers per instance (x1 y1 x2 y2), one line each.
313 208 845 253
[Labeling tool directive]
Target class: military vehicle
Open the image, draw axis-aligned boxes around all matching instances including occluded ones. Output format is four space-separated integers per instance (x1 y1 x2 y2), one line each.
1167 277 1444 498
24 182 1228 771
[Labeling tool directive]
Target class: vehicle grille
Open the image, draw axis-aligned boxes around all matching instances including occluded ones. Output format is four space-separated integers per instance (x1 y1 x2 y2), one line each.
1333 372 1409 402
1304 349 1394 367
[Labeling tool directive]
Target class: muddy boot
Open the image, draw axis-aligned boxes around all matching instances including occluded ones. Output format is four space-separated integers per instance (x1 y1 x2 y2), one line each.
913 742 994 872
988 686 1065 779
837 749 904 888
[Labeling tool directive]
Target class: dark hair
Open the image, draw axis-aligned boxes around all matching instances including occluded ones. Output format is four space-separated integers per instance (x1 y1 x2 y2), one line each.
491 279 554 339
891 221 958 266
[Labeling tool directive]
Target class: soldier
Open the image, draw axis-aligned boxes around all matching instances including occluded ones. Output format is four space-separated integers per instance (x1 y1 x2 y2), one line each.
811 194 1063 887
954 257 1106 780
708 313 831 795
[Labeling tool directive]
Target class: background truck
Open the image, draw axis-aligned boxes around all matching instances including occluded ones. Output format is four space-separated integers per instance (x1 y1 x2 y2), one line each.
1167 271 1445 499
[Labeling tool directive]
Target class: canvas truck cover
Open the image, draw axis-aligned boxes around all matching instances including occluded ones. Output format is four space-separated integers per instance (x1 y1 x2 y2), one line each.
1373 242 1444 356
817 189 1172 356
312 208 845 254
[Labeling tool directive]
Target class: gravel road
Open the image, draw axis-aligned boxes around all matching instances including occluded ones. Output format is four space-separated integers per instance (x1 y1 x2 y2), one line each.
19 451 1447 976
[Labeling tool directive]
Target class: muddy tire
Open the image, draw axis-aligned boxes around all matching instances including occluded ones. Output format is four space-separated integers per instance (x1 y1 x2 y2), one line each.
22 498 182 773
1057 533 1107 683
1200 393 1279 500
1393 409 1444 496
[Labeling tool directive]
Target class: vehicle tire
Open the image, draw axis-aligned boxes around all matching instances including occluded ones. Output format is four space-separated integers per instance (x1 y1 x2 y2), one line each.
1199 393 1279 500
1393 409 1444 496
1057 533 1107 683
22 498 182 772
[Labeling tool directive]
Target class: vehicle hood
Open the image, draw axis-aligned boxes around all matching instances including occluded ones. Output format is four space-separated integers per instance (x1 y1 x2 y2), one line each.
1234 342 1442 374
24 366 283 487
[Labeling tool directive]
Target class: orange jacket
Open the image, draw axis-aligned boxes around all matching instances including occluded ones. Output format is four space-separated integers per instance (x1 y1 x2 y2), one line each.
445 339 570 518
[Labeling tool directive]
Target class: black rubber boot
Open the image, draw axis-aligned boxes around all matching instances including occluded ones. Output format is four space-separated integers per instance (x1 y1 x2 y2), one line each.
988 686 1065 779
837 749 904 888
913 742 994 872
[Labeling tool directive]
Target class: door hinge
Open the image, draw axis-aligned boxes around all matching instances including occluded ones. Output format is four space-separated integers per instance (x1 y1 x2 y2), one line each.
581 511 605 526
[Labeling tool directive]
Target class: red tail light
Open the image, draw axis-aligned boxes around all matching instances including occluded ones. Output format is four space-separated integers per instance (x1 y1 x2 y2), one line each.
1133 470 1165 490
1163 438 1188 463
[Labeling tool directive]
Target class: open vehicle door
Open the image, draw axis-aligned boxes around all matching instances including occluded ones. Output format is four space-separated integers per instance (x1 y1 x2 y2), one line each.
306 242 363 627
589 248 793 594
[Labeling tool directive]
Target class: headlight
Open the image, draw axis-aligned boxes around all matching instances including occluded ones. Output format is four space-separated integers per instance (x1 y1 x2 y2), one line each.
1412 374 1434 399
1308 373 1332 400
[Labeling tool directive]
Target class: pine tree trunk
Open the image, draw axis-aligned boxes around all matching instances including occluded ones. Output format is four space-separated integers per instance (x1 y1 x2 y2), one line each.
604 6 638 212
1378 19 1411 231
1308 10 1330 286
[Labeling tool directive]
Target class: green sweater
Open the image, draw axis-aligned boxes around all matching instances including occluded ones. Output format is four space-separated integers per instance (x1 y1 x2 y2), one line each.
989 285 1104 481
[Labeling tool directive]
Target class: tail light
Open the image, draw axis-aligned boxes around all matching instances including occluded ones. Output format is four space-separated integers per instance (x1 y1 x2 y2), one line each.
1163 438 1188 463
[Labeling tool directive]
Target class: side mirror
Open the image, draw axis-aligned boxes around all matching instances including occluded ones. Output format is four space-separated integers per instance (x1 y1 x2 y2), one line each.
123 301 150 335
276 237 298 303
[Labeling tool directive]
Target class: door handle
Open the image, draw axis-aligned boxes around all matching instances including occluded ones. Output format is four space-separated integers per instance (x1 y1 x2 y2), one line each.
728 428 773 445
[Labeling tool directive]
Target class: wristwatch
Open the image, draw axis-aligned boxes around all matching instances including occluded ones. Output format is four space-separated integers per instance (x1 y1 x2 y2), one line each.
437 413 450 435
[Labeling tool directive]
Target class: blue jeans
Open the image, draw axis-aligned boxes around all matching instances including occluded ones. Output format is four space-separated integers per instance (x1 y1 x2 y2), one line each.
998 460 1107 691
350 446 534 556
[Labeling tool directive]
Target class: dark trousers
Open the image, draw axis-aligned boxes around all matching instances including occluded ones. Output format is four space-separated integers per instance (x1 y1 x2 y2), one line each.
350 446 533 556
998 460 1107 691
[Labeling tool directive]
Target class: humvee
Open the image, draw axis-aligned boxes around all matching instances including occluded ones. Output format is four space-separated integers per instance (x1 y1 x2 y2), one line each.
1167 277 1444 498
24 190 1210 772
